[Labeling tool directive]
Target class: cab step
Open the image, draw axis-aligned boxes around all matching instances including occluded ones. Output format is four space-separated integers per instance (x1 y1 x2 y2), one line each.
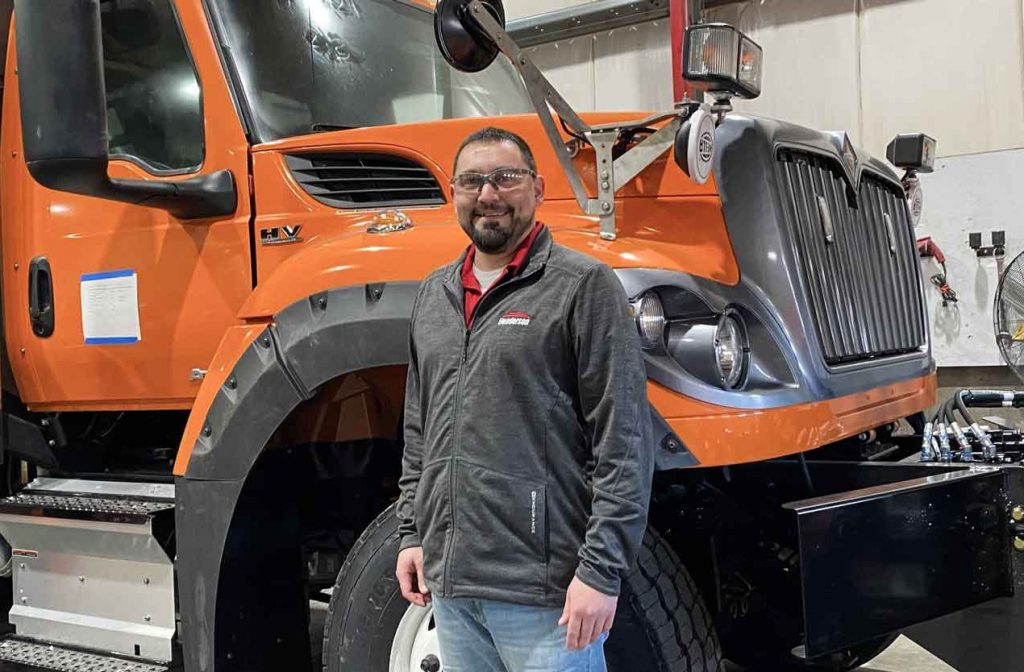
0 479 176 663
0 637 175 671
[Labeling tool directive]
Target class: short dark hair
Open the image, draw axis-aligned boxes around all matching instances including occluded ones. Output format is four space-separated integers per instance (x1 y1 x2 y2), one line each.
452 126 537 174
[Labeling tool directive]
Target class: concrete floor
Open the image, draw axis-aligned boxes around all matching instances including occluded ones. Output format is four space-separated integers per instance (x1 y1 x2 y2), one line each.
309 600 958 671
857 637 957 672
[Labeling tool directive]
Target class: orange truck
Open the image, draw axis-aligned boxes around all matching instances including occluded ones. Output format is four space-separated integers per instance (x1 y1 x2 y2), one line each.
0 0 1013 671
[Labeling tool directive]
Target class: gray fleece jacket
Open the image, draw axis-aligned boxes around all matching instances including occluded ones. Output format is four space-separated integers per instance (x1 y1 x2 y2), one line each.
396 226 653 607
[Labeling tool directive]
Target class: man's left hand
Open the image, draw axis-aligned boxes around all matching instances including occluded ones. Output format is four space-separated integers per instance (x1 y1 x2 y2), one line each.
558 576 617 650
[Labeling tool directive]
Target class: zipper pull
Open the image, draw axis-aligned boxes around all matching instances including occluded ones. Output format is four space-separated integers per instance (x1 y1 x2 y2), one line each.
462 331 470 363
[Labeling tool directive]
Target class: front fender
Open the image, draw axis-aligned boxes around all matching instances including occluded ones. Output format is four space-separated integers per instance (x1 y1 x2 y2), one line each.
239 221 467 320
174 282 420 478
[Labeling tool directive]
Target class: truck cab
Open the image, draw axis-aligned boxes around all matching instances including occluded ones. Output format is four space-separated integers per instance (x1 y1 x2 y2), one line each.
0 1 1008 672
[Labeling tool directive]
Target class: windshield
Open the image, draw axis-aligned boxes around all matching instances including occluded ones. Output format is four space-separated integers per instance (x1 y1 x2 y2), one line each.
209 0 534 142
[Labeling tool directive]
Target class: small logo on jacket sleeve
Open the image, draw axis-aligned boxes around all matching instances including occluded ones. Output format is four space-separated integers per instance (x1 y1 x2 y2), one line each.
498 310 531 326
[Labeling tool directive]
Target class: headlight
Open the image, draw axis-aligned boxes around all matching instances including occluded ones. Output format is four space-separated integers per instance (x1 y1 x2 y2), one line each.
714 313 749 388
683 24 763 99
632 292 665 350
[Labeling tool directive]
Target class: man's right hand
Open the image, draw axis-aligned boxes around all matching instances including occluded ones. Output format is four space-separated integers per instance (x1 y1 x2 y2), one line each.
396 546 431 606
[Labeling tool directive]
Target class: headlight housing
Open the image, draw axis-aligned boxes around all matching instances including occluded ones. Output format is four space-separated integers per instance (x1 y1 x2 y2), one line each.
640 291 752 390
655 301 753 391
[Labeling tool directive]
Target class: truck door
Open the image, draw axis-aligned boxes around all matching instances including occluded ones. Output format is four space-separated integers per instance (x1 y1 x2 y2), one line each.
1 0 253 409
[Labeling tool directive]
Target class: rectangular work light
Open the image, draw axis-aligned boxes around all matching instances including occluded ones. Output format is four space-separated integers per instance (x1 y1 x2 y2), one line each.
886 133 937 173
683 23 763 99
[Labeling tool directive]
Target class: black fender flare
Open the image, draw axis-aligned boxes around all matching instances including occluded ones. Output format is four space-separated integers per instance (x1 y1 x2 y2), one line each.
176 281 417 672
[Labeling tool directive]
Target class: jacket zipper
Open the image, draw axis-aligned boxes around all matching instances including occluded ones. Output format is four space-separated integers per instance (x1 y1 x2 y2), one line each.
441 267 540 594
443 328 471 593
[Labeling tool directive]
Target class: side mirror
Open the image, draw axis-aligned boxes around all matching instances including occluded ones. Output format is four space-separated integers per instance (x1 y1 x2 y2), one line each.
434 0 505 73
13 0 235 220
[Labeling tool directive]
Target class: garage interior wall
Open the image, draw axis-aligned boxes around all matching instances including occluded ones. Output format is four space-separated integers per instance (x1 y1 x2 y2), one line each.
511 0 1024 372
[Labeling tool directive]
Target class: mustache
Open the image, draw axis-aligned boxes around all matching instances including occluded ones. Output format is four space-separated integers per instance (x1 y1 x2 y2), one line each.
473 207 512 217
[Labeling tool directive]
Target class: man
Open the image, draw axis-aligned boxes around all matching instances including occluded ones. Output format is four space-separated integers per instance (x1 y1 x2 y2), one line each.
395 126 653 671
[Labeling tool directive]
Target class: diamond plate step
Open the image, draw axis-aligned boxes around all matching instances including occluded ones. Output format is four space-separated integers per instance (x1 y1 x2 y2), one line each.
0 638 174 671
0 493 173 525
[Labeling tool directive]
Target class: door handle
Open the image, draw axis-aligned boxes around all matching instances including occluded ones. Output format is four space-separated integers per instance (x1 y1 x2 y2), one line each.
28 256 54 338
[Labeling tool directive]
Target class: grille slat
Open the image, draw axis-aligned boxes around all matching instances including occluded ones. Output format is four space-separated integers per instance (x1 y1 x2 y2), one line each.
294 165 431 174
862 186 894 352
297 176 440 184
885 189 912 348
897 192 927 346
829 175 870 355
286 153 445 209
304 186 441 196
785 162 836 358
892 188 924 346
777 149 926 365
876 187 903 351
814 167 854 356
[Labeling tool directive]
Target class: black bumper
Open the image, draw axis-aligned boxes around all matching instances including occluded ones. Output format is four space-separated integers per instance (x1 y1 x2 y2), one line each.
783 463 1013 658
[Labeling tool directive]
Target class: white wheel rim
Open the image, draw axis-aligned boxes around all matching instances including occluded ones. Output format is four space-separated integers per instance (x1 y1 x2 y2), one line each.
389 603 442 672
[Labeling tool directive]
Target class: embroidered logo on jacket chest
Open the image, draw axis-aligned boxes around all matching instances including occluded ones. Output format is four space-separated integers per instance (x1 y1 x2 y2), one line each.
498 310 532 326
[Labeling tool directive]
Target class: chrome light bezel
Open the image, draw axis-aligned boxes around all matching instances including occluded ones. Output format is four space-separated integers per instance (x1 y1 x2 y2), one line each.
632 291 666 350
714 311 749 389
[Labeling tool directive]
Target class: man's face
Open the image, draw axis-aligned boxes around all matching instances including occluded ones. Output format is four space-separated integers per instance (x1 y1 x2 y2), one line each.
451 140 545 255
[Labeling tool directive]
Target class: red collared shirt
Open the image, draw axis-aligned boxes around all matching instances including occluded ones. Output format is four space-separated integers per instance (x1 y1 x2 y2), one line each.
460 222 544 328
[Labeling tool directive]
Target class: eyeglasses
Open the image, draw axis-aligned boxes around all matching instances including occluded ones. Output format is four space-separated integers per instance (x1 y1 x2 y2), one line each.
451 168 536 193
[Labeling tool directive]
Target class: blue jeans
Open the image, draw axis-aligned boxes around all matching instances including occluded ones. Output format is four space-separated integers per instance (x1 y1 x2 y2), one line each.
431 597 608 672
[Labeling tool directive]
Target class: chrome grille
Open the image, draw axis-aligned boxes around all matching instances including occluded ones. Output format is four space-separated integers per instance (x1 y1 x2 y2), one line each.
286 153 445 209
776 149 926 365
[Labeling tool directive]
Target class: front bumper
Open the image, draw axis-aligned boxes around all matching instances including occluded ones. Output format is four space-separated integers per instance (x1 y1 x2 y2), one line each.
650 372 936 468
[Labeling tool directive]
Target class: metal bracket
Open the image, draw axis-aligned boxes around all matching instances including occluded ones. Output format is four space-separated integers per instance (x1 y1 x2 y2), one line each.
466 0 693 240
585 130 617 239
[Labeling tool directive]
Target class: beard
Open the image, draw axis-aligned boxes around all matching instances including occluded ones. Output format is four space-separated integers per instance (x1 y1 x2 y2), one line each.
460 207 534 254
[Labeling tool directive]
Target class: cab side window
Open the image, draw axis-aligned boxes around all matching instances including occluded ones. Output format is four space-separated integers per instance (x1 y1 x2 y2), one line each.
101 0 203 172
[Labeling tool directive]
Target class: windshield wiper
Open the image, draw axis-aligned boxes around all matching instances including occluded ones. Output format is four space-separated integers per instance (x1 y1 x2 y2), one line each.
311 123 357 133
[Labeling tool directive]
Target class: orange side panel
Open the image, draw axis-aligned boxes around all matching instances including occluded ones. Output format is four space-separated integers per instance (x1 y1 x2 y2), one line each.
174 323 267 476
652 373 938 467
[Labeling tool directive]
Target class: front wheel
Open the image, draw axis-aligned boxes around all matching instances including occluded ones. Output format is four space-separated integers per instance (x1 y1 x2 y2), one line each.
322 504 722 672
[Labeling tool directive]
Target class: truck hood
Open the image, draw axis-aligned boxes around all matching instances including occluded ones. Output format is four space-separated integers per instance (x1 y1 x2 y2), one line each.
252 113 718 202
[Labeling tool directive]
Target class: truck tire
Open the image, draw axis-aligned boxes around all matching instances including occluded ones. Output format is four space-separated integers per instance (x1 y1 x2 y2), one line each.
322 504 722 672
